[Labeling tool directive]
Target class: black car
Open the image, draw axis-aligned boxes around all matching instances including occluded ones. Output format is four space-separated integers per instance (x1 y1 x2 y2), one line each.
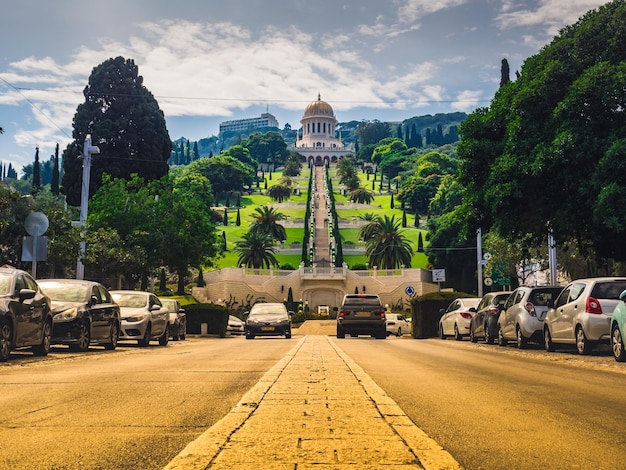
469 291 511 344
38 279 121 352
0 265 53 361
244 303 292 339
336 294 387 339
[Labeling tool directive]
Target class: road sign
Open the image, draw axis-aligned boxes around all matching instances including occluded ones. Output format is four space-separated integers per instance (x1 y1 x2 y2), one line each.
432 269 446 283
484 277 493 286
405 286 415 296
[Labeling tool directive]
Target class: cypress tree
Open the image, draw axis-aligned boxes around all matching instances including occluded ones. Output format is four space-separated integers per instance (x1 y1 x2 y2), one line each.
32 146 41 193
236 208 241 226
390 193 394 209
222 231 227 251
159 268 167 291
418 232 424 252
197 266 205 287
500 58 511 87
223 209 228 226
402 209 407 227
51 143 60 195
414 211 419 228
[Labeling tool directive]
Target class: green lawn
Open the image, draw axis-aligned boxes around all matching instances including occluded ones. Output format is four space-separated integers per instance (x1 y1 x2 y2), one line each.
211 165 429 270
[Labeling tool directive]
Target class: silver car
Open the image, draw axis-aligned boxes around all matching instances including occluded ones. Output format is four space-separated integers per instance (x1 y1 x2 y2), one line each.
543 278 626 354
497 286 562 349
111 291 169 347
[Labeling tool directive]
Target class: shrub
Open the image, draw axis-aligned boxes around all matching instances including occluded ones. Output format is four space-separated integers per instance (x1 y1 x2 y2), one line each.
184 303 229 337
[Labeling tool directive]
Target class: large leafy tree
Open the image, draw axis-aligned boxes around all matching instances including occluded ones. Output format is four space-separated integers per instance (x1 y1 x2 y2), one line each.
186 155 254 201
458 1 626 266
242 131 289 168
356 120 391 146
61 57 171 206
364 215 413 269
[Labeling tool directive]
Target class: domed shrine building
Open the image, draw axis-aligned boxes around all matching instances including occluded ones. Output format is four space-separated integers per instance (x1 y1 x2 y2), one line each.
295 94 353 166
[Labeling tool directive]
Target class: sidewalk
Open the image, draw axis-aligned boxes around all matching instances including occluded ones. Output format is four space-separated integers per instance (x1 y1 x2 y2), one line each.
164 335 461 469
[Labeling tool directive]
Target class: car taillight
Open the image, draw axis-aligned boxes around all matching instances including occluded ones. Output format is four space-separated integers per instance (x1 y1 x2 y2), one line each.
586 297 603 314
460 311 472 319
488 307 500 315
379 311 386 318
339 311 347 317
525 302 536 317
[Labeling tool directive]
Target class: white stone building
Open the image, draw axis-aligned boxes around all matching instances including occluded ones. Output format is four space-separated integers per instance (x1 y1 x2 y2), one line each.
295 94 353 165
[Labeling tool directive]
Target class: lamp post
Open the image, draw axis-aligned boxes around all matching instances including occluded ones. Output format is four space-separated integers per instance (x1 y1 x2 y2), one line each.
75 134 100 280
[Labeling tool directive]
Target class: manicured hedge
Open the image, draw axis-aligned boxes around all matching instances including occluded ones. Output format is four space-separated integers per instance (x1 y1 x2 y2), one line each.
410 291 476 338
184 303 229 337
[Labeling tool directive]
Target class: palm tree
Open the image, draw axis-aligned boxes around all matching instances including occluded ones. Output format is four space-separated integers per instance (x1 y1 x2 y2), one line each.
267 184 292 203
349 187 375 204
250 206 287 242
365 215 413 269
358 213 381 242
234 231 279 268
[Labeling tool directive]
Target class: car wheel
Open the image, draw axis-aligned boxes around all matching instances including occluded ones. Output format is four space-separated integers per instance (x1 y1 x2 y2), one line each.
138 323 151 347
70 321 91 352
543 327 555 352
0 320 12 362
439 324 446 340
180 328 186 340
576 326 592 355
336 325 345 338
396 327 402 337
158 324 169 346
33 319 52 357
375 326 387 339
516 326 528 349
485 324 494 345
498 327 508 347
453 324 463 341
469 326 477 343
172 325 180 341
285 330 292 339
611 323 626 362
104 322 119 350
245 330 254 340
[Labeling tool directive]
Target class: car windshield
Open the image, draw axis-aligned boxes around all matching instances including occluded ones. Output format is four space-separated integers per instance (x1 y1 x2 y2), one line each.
160 300 177 313
591 281 626 300
39 282 88 302
342 295 382 308
112 293 147 308
250 304 287 316
0 272 11 295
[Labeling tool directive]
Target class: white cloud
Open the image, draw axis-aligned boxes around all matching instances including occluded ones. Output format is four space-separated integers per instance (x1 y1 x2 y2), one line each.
397 0 468 24
452 89 483 111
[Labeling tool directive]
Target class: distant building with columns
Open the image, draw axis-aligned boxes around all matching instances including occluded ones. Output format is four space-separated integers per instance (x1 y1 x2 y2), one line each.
295 94 353 166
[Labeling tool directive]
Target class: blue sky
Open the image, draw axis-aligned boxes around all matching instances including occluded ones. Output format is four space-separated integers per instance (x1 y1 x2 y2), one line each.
0 0 611 175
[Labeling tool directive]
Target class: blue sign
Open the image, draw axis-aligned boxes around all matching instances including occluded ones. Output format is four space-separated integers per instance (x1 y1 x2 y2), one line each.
405 286 415 296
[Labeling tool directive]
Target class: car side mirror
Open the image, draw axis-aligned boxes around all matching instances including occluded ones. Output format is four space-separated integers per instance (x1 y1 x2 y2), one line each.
288 311 294 316
620 290 626 302
150 304 161 311
469 307 477 313
178 308 186 313
89 295 99 306
18 289 36 302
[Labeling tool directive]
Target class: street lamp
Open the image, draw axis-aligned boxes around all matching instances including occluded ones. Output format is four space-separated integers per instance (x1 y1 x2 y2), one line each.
75 134 100 280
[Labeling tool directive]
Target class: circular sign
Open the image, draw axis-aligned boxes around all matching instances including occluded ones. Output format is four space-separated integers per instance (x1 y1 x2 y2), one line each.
405 286 416 296
483 252 492 261
484 277 493 286
25 212 49 236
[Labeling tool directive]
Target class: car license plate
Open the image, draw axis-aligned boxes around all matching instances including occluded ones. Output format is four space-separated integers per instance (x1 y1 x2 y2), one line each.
356 311 370 316
261 326 275 331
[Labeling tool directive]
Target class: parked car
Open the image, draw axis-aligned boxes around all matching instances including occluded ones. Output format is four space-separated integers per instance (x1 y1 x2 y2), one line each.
610 290 626 362
386 313 411 336
111 291 169 347
543 277 626 354
244 303 292 339
227 315 245 335
336 294 387 339
39 279 121 352
159 298 186 341
497 286 563 349
0 265 53 361
438 297 481 341
469 291 511 344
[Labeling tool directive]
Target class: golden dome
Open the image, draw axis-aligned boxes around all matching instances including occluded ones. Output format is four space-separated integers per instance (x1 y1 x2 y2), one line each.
303 94 335 118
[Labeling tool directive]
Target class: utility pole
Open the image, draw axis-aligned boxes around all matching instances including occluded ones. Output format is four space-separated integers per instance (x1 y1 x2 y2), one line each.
477 228 483 297
75 134 100 280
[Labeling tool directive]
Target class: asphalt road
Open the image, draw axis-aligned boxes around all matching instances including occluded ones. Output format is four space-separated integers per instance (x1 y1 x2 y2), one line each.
336 336 626 470
2 332 626 469
0 336 297 470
